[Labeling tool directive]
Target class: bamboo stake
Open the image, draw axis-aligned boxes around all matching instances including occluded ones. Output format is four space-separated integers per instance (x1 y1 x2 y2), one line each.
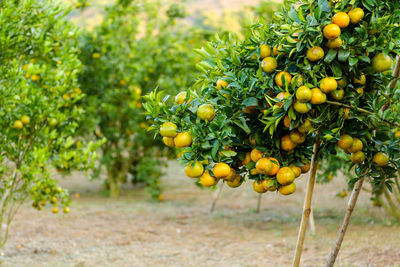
256 193 262 213
292 137 321 267
326 176 365 267
210 182 224 213
309 208 316 235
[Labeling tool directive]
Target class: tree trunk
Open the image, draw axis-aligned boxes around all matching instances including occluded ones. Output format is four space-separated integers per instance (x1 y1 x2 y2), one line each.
210 182 224 213
256 193 262 213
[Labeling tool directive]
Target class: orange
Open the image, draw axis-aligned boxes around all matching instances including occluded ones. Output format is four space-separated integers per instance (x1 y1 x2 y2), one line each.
213 163 231 179
281 135 297 151
343 108 350 120
292 74 304 86
260 44 272 59
348 138 363 153
354 74 366 85
276 167 295 185
290 130 306 144
175 92 187 104
275 92 291 106
249 135 256 146
262 179 277 191
338 134 353 150
225 168 237 182
395 131 400 139
184 161 204 178
273 44 284 56
162 137 175 147
227 175 242 188
372 53 393 72
160 122 178 137
216 79 228 90
279 183 296 195
256 158 273 174
348 8 364 24
174 132 192 147
333 12 350 28
261 57 278 73
14 120 23 129
337 78 348 88
300 162 311 173
350 151 365 164
327 37 343 49
289 164 301 178
294 101 311 114
197 104 216 121
320 77 338 93
21 115 30 125
298 119 312 134
253 180 267 193
310 88 327 104
373 152 389 167
200 171 218 187
250 168 259 175
250 148 263 162
275 72 292 87
323 24 341 40
307 46 324 62
296 86 312 103
330 89 344 101
267 157 280 176
283 115 291 128
241 152 251 166
356 88 364 97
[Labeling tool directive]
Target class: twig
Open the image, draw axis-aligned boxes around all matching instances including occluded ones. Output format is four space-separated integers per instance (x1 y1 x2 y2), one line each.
326 176 366 267
292 136 321 267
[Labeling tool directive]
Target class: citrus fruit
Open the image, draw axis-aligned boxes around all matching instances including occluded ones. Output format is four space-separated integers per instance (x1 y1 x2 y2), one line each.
162 137 175 147
213 162 231 179
348 8 364 24
21 115 30 125
184 161 204 178
294 101 311 113
160 122 178 137
290 130 306 144
310 88 327 104
323 24 341 40
330 89 344 101
276 167 295 185
174 132 192 147
372 53 393 72
250 148 263 162
350 151 365 164
354 74 366 85
296 86 312 103
216 79 228 90
281 135 297 151
333 12 350 28
253 180 267 193
279 183 296 195
261 57 278 73
197 104 216 121
256 158 273 174
395 131 400 139
175 92 187 104
307 46 324 62
300 162 311 173
373 152 389 167
298 119 312 133
275 91 291 106
262 179 277 191
260 44 272 59
348 138 363 153
249 135 256 146
275 72 292 87
337 78 348 88
320 77 338 93
283 115 291 128
292 74 304 86
14 120 23 129
327 38 343 49
273 44 284 56
200 171 218 187
241 152 251 166
267 157 280 176
289 164 302 178
227 175 242 188
338 134 353 150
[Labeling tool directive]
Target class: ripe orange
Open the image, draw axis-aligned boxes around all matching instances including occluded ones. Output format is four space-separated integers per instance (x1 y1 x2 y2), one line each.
330 89 344 101
279 182 296 195
283 115 291 128
14 120 23 129
292 74 304 86
290 130 306 144
348 138 363 153
241 152 251 166
333 12 350 28
348 8 364 24
298 119 312 134
184 161 204 178
372 53 393 72
294 101 311 114
350 151 365 164
307 46 324 62
289 164 301 178
373 152 389 167
261 57 278 73
21 115 30 125
356 88 364 97
323 24 341 40
354 74 366 85
197 104 216 121
175 92 187 104
256 158 273 174
253 180 267 193
275 91 291 106
174 132 192 147
338 134 353 150
249 135 256 146
337 78 348 88
260 44 272 59
320 77 338 93
162 137 175 147
281 135 297 151
300 162 311 173
267 157 280 176
273 44 284 56
296 86 312 103
395 131 400 139
275 72 292 87
343 108 350 120
227 175 242 188
250 168 259 175
277 167 295 185
200 171 218 187
213 162 231 179
160 122 178 137
327 38 343 49
250 148 263 162
310 88 327 104
217 79 228 90
262 179 277 191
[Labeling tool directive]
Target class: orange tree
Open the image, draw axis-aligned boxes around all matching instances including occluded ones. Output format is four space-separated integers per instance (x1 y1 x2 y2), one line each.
78 0 210 198
145 0 400 264
0 0 101 247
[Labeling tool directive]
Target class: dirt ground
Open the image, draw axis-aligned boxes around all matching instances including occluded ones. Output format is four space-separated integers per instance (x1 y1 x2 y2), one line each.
1 161 399 267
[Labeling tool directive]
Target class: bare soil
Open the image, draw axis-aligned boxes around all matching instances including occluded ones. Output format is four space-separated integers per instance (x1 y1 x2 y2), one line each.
1 161 399 267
